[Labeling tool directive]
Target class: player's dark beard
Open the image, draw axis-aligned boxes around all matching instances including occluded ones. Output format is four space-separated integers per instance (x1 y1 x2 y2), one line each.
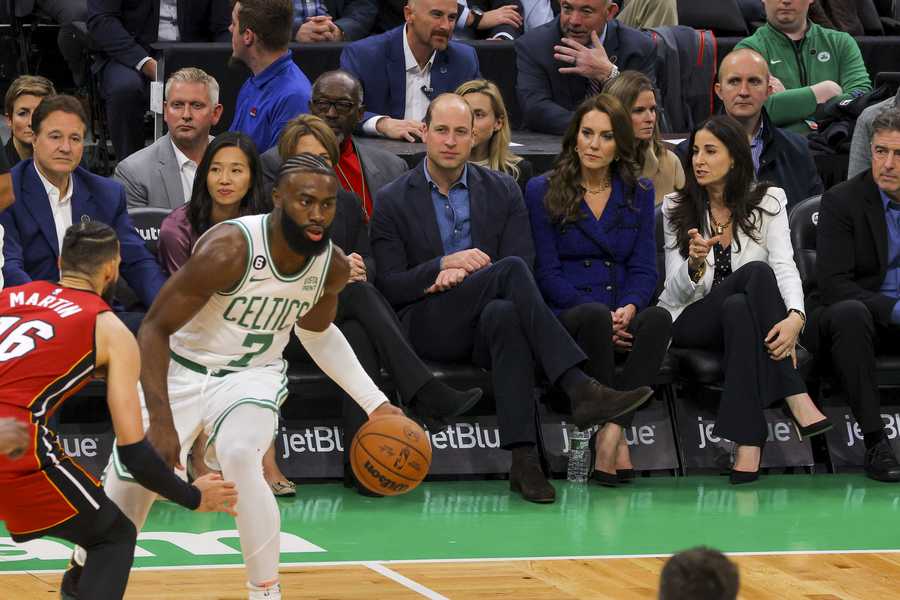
280 214 331 257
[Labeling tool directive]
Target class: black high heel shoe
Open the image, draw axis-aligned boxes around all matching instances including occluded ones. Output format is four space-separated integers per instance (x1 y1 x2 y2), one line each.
729 442 763 485
781 406 833 440
617 469 635 483
587 428 619 487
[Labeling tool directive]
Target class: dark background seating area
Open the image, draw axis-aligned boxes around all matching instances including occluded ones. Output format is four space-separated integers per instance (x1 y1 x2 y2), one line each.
154 36 900 137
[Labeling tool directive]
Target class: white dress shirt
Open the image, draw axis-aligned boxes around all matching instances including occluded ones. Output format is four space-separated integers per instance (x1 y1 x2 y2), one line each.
137 0 178 71
170 140 198 204
35 163 74 253
362 25 435 136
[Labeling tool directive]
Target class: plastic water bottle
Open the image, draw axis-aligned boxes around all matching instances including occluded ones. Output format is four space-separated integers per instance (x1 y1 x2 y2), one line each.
566 426 592 483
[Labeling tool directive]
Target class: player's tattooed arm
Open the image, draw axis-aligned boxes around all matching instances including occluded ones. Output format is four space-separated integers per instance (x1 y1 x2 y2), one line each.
296 244 351 333
137 225 249 468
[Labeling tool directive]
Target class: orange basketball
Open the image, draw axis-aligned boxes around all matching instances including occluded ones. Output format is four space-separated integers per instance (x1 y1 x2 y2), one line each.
350 414 432 496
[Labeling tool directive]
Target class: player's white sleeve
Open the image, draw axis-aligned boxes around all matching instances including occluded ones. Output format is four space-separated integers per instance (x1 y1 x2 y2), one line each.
294 324 389 415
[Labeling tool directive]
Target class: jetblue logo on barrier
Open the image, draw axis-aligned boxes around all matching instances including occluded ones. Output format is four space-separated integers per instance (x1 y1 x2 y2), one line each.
822 406 900 470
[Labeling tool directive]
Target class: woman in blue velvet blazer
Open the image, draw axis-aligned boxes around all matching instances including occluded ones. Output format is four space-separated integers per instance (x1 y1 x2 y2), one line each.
525 94 672 486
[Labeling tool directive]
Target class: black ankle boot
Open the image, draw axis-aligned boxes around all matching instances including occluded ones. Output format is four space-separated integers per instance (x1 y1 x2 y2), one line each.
509 446 556 503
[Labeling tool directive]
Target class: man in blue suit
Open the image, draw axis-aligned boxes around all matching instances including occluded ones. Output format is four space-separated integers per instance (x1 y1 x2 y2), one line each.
340 0 480 142
370 94 652 503
0 96 166 327
515 0 656 135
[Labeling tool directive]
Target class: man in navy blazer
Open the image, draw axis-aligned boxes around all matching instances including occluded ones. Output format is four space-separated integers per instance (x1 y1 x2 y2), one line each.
340 0 480 141
87 0 231 160
370 94 652 503
0 96 166 319
515 0 655 135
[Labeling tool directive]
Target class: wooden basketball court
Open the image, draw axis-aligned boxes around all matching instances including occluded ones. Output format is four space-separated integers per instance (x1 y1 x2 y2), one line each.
2 475 898 598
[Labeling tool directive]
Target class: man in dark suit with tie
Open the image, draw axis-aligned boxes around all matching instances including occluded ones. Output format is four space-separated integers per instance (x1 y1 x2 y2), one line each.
803 107 900 482
87 0 231 160
340 0 480 142
0 96 166 330
515 0 655 135
370 93 652 503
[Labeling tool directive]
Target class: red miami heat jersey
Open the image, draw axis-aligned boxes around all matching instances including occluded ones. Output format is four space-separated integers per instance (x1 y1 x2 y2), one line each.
0 281 110 535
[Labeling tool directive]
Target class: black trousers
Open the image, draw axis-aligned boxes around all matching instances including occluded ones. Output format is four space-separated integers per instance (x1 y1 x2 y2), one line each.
803 299 900 435
334 281 433 458
17 495 136 600
402 257 587 448
99 60 148 160
559 303 672 427
671 262 806 445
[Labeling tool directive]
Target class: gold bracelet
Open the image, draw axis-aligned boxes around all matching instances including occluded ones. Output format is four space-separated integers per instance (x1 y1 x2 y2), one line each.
689 261 706 283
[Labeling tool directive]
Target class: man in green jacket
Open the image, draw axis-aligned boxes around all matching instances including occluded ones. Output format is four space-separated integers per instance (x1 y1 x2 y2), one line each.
735 0 871 134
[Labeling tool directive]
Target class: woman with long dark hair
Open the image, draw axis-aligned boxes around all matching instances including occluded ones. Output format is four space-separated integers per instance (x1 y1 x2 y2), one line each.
158 132 269 275
525 94 672 486
604 71 684 205
659 115 831 484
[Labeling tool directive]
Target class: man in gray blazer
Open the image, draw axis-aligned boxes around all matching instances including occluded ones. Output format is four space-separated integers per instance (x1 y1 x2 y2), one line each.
260 70 407 215
115 68 223 210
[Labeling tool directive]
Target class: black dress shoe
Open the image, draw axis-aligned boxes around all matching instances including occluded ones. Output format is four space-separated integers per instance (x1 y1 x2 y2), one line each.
571 382 654 430
410 387 483 420
509 446 556 503
864 439 900 482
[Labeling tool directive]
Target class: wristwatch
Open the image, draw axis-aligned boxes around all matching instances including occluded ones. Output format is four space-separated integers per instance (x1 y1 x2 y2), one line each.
469 7 484 29
606 63 620 82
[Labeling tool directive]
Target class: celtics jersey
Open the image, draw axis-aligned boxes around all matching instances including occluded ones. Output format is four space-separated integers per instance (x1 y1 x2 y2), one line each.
170 214 332 371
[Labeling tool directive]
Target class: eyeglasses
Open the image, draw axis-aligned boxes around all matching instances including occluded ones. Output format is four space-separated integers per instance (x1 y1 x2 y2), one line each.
311 98 357 115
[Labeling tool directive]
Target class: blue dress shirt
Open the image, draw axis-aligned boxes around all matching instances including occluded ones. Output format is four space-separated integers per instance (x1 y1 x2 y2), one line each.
750 119 765 175
229 53 312 152
879 189 900 324
423 160 472 255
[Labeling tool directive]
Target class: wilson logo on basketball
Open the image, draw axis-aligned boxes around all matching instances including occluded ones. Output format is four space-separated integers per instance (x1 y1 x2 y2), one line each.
363 460 410 493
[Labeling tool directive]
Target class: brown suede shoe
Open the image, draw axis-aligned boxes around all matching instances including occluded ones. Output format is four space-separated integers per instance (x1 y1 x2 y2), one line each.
509 446 556 504
571 382 654 430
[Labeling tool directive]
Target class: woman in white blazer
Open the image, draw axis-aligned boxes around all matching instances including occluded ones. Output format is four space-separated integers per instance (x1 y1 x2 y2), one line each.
659 116 831 484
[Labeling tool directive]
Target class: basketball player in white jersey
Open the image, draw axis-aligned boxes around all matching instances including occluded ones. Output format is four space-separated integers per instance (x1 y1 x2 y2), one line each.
98 154 403 600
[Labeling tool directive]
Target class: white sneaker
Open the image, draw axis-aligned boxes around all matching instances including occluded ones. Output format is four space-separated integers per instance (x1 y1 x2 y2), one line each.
247 581 281 599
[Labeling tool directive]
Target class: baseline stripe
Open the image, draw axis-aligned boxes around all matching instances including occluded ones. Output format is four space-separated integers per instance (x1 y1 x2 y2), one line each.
364 562 449 600
5 548 900 576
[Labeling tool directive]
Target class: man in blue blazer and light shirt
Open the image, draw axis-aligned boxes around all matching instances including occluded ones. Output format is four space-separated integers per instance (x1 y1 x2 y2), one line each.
370 93 653 503
340 0 480 141
0 96 166 324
